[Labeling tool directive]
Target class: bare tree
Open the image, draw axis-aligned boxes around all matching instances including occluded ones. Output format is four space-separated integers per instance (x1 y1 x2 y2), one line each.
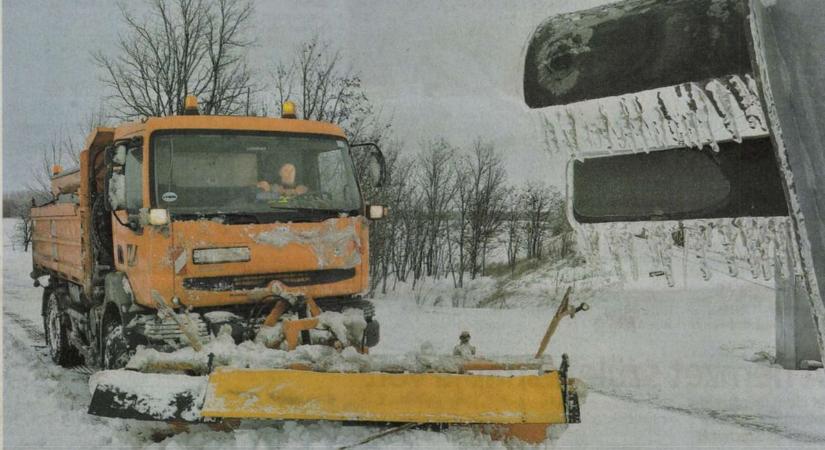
27 133 79 195
464 140 508 279
3 191 38 251
450 156 472 287
273 36 389 144
27 106 110 196
504 189 524 271
95 0 255 120
364 144 416 295
14 107 111 251
417 139 457 278
523 182 553 260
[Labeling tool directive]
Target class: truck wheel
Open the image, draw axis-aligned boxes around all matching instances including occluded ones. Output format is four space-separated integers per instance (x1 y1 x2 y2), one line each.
43 290 82 367
103 324 134 369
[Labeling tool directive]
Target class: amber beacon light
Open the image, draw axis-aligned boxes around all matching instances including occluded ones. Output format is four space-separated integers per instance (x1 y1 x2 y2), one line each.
281 100 297 119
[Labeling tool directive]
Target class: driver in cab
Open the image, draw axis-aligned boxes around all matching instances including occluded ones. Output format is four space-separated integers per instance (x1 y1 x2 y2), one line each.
257 163 308 199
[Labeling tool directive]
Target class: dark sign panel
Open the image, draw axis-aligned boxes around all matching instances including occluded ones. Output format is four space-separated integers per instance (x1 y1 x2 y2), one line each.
524 0 751 108
572 138 788 223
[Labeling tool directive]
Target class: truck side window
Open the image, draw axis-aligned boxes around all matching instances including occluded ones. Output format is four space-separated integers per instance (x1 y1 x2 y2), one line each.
124 147 143 210
318 149 346 203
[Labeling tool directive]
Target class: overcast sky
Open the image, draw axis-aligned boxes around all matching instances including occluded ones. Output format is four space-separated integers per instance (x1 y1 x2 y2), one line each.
2 0 612 192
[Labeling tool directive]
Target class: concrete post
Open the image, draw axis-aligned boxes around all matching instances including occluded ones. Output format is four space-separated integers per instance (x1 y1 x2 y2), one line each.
775 243 822 370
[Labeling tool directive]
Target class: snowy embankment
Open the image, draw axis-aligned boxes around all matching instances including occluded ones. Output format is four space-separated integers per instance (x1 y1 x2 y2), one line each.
4 218 824 448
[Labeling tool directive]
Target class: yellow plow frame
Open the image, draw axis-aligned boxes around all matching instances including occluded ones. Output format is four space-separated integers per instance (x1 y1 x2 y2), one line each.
89 358 580 444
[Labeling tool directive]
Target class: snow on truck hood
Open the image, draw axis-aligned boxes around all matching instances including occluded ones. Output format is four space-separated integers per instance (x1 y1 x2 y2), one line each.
251 218 362 269
171 216 365 272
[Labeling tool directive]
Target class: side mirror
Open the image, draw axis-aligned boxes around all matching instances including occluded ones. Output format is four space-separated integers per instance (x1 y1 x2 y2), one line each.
105 143 129 211
112 144 127 165
108 173 127 211
351 143 386 187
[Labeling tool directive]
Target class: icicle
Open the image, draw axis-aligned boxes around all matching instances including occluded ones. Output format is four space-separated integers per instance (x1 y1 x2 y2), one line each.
598 102 617 153
531 73 771 160
540 114 560 155
619 97 642 153
683 83 704 150
623 225 640 281
646 224 675 287
772 220 787 280
761 218 777 281
560 108 582 161
577 107 596 152
579 224 602 274
606 225 626 281
567 106 582 157
697 224 712 281
729 74 766 131
705 78 742 144
716 218 740 278
652 93 670 148
738 218 762 279
685 224 711 281
631 95 651 153
690 82 720 152
662 86 687 149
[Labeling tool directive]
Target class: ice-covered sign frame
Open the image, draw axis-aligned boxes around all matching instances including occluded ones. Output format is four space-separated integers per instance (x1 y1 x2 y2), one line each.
523 0 825 368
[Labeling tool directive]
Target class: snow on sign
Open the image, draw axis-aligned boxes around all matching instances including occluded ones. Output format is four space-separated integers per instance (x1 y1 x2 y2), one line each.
524 0 825 368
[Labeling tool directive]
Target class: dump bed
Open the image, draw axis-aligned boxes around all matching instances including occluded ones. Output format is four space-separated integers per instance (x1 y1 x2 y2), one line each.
31 179 84 284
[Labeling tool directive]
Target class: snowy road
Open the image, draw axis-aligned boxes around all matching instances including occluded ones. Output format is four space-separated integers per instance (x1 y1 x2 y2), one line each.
4 219 825 448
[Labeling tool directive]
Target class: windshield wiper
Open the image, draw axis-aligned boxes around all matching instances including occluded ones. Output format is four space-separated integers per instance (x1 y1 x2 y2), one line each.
261 207 353 222
172 212 259 224
172 208 356 224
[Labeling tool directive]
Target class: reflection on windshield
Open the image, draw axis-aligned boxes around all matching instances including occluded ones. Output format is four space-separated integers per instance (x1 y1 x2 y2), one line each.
152 132 362 215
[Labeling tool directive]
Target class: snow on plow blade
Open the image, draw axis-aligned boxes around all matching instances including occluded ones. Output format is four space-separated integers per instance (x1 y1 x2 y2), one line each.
200 368 568 424
88 371 208 421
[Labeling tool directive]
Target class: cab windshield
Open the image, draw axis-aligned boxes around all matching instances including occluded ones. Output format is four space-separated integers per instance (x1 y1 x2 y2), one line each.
152 131 362 216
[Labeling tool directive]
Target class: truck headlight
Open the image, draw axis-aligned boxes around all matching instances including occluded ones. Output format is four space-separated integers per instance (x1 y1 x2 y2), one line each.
148 208 170 226
192 247 250 264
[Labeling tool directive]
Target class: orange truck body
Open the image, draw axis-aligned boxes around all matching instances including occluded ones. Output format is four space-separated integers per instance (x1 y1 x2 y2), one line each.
32 116 369 308
31 111 380 367
31 202 84 284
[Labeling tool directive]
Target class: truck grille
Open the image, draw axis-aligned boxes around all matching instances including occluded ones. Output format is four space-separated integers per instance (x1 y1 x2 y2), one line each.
140 314 211 343
182 268 356 291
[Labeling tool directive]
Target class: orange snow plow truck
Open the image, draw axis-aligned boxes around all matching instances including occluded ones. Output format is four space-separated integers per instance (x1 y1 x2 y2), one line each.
29 97 581 443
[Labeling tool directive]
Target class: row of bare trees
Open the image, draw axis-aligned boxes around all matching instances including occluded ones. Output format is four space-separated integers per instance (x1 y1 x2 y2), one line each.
94 0 389 140
360 138 571 295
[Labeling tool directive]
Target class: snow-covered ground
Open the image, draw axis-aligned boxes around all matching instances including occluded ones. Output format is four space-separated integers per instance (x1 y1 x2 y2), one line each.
4 218 825 449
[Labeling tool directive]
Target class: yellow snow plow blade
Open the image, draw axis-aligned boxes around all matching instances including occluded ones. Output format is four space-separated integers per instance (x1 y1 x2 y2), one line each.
201 368 567 424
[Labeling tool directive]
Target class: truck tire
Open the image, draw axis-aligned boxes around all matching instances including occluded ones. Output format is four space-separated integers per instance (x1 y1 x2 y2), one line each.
43 290 83 367
103 324 134 369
